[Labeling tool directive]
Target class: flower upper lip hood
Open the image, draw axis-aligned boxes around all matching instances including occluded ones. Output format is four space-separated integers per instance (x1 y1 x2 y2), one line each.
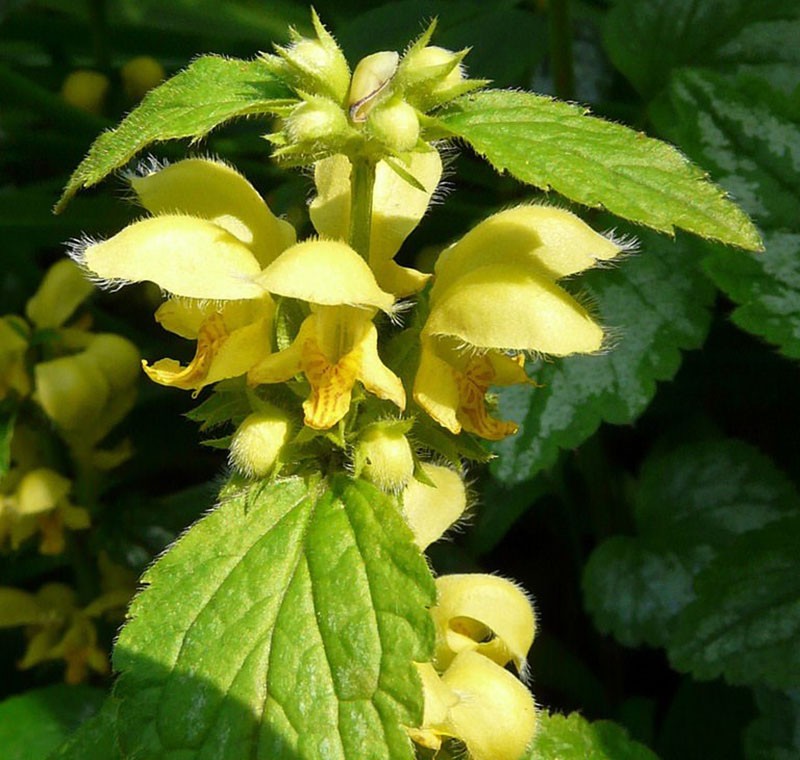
414 204 629 440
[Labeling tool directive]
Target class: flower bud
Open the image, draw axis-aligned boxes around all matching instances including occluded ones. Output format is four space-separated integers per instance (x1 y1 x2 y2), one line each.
401 45 464 90
431 574 536 674
401 463 466 549
440 651 537 760
286 98 349 146
120 55 165 101
367 98 420 153
348 51 399 121
84 334 141 392
60 70 109 115
357 424 414 493
229 409 290 478
271 12 350 103
34 353 111 433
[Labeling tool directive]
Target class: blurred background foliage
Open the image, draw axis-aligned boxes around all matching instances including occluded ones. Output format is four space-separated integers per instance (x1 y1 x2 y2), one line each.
1 1 799 758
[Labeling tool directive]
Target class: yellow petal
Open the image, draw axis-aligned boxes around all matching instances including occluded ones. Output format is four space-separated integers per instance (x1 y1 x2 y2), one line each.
401 464 467 549
25 259 94 329
0 316 31 400
310 151 442 297
34 354 110 432
406 662 459 750
84 334 141 391
352 319 406 411
15 469 71 516
131 158 295 268
424 264 604 356
412 339 461 434
441 651 537 760
152 299 213 339
0 588 50 628
247 315 314 386
432 204 624 300
432 574 536 674
144 303 273 391
257 240 395 312
76 216 264 300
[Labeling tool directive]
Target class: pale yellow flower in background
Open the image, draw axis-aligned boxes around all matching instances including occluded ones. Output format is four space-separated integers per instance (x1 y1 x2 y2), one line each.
414 205 628 440
0 468 89 555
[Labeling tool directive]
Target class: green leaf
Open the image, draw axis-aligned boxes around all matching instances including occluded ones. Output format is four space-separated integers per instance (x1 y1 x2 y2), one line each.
603 0 800 97
583 439 800 648
112 476 435 759
745 688 800 760
491 228 714 484
0 398 16 479
57 56 295 211
668 515 800 690
0 684 105 760
435 89 761 250
527 712 660 760
49 697 120 760
650 69 800 358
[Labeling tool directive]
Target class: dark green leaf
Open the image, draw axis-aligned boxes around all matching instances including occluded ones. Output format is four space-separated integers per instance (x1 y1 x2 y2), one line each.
603 0 800 97
492 228 714 484
112 476 434 759
584 439 800 648
436 89 762 249
57 56 295 211
0 399 16 479
0 684 105 760
527 712 660 760
651 69 800 358
669 515 800 690
745 688 800 760
49 697 120 760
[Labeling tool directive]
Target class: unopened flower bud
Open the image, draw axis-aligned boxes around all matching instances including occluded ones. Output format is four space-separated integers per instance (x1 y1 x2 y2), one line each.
229 409 290 478
120 55 165 101
271 12 350 103
367 98 420 153
348 51 399 121
25 260 94 330
401 463 466 549
402 45 464 90
431 574 536 674
60 70 109 115
357 424 414 493
287 98 349 146
441 651 537 760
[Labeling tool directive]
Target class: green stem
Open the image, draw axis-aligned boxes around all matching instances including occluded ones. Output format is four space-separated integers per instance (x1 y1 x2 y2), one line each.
549 0 575 101
348 155 376 260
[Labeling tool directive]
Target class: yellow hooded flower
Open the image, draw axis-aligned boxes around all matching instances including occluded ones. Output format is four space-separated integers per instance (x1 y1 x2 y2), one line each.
70 157 293 392
0 468 89 555
414 205 628 439
248 240 404 429
309 149 442 297
0 577 131 684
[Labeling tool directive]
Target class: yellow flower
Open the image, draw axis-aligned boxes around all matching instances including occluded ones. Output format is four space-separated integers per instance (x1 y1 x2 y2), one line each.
400 463 467 549
0 467 89 555
309 149 442 297
247 240 404 429
70 157 293 392
414 205 628 439
0 579 131 684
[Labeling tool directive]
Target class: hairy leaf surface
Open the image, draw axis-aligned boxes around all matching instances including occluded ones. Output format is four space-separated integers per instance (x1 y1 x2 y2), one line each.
57 56 295 211
436 89 761 249
527 712 660 760
111 476 434 760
